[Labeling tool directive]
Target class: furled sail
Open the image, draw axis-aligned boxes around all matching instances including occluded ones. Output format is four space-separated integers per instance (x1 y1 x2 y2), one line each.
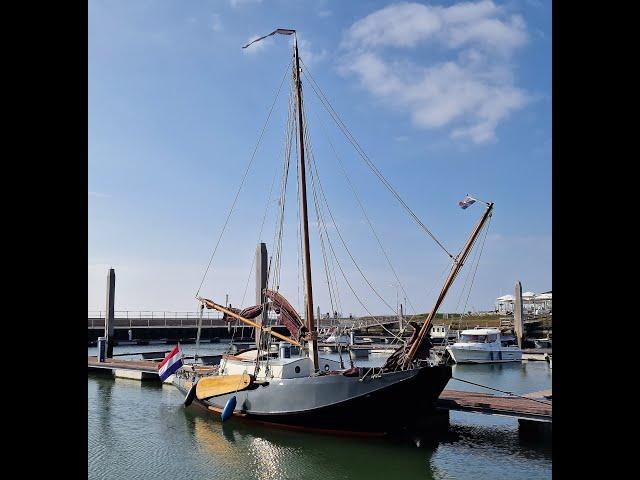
264 289 308 341
214 291 308 342
221 305 263 323
382 322 433 371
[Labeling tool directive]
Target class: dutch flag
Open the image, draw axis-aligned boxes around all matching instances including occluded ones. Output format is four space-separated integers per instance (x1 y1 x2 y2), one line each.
157 344 184 382
458 195 477 210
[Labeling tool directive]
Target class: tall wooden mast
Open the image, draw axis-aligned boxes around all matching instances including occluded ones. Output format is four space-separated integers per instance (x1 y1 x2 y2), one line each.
402 202 493 368
293 34 319 372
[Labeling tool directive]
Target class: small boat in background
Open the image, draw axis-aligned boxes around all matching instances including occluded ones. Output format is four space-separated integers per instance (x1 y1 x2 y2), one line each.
446 328 522 363
533 337 552 349
322 329 351 346
429 325 458 345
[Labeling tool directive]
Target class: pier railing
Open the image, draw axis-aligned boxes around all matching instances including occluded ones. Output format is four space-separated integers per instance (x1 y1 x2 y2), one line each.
87 310 282 329
88 310 224 329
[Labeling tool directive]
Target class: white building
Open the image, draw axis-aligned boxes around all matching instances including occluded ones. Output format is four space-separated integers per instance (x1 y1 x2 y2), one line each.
495 291 552 315
496 294 515 314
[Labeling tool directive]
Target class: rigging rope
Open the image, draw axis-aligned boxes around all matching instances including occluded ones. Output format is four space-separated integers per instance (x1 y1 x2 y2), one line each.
269 76 296 292
240 161 280 307
304 113 399 317
451 376 552 406
303 124 405 342
460 213 492 316
301 110 341 317
300 60 454 260
453 220 485 315
308 102 420 322
196 58 293 297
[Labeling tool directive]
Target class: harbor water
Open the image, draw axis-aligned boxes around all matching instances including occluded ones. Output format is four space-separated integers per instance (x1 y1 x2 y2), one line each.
88 342 551 479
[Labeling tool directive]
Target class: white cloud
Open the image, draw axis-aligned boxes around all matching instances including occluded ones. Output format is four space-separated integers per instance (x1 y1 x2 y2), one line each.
341 1 530 144
211 14 222 32
230 0 262 7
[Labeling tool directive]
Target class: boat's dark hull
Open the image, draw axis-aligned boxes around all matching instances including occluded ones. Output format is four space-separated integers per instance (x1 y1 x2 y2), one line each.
175 365 451 434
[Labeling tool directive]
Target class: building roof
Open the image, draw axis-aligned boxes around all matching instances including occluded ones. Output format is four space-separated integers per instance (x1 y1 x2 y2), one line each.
496 294 515 301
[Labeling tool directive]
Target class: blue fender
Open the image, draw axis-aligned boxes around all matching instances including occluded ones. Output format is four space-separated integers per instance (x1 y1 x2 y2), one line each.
221 396 237 422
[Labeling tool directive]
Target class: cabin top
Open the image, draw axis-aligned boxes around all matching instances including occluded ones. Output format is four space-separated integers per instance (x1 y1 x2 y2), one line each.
460 328 500 335
222 352 343 379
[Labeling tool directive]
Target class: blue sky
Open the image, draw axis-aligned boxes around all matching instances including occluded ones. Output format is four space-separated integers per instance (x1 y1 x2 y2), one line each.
88 0 551 316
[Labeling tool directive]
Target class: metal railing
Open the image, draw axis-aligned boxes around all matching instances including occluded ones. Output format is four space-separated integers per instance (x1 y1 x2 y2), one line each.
87 310 224 328
87 310 282 328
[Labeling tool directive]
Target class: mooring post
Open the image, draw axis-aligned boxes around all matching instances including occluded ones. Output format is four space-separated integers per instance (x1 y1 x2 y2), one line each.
255 243 268 348
514 281 524 349
105 268 116 358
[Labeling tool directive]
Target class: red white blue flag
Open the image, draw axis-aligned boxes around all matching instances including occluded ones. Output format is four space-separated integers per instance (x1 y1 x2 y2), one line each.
158 345 183 381
458 195 477 209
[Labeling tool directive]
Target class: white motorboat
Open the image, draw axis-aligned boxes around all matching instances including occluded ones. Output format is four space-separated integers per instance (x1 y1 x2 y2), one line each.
446 328 521 364
324 333 351 345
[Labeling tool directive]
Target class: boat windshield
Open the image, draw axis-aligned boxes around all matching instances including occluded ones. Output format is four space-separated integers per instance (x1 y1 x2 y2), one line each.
460 334 486 342
460 334 498 343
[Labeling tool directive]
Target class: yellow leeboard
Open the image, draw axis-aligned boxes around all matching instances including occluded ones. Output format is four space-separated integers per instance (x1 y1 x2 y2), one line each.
195 374 252 400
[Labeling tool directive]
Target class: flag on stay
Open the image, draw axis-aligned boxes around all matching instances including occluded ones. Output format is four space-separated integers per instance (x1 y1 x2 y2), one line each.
458 195 477 209
157 345 183 381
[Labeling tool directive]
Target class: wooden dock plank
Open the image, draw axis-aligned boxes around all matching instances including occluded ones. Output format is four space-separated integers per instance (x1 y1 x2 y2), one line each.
438 389 552 421
524 389 552 399
87 356 160 374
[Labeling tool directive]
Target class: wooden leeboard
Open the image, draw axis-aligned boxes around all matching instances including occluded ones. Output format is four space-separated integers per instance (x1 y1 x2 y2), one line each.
196 374 252 400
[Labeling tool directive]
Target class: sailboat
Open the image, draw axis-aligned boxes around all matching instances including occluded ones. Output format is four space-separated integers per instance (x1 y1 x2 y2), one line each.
173 29 493 435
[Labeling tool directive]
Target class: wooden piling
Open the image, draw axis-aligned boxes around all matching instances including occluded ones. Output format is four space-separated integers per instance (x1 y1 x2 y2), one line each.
105 268 116 358
514 281 524 349
255 243 268 348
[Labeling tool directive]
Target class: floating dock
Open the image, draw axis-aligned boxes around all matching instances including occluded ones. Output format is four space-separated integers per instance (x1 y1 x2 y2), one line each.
438 389 551 422
88 357 219 382
521 348 552 361
88 356 162 381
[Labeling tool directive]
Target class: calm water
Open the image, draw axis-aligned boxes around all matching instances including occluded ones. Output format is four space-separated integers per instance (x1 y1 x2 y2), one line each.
88 343 552 479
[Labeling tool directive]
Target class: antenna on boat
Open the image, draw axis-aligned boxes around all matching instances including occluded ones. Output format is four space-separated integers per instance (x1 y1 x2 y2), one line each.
243 28 320 373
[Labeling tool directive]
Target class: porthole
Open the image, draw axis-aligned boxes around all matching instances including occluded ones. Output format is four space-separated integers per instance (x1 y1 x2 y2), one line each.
295 366 301 373
324 364 330 371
